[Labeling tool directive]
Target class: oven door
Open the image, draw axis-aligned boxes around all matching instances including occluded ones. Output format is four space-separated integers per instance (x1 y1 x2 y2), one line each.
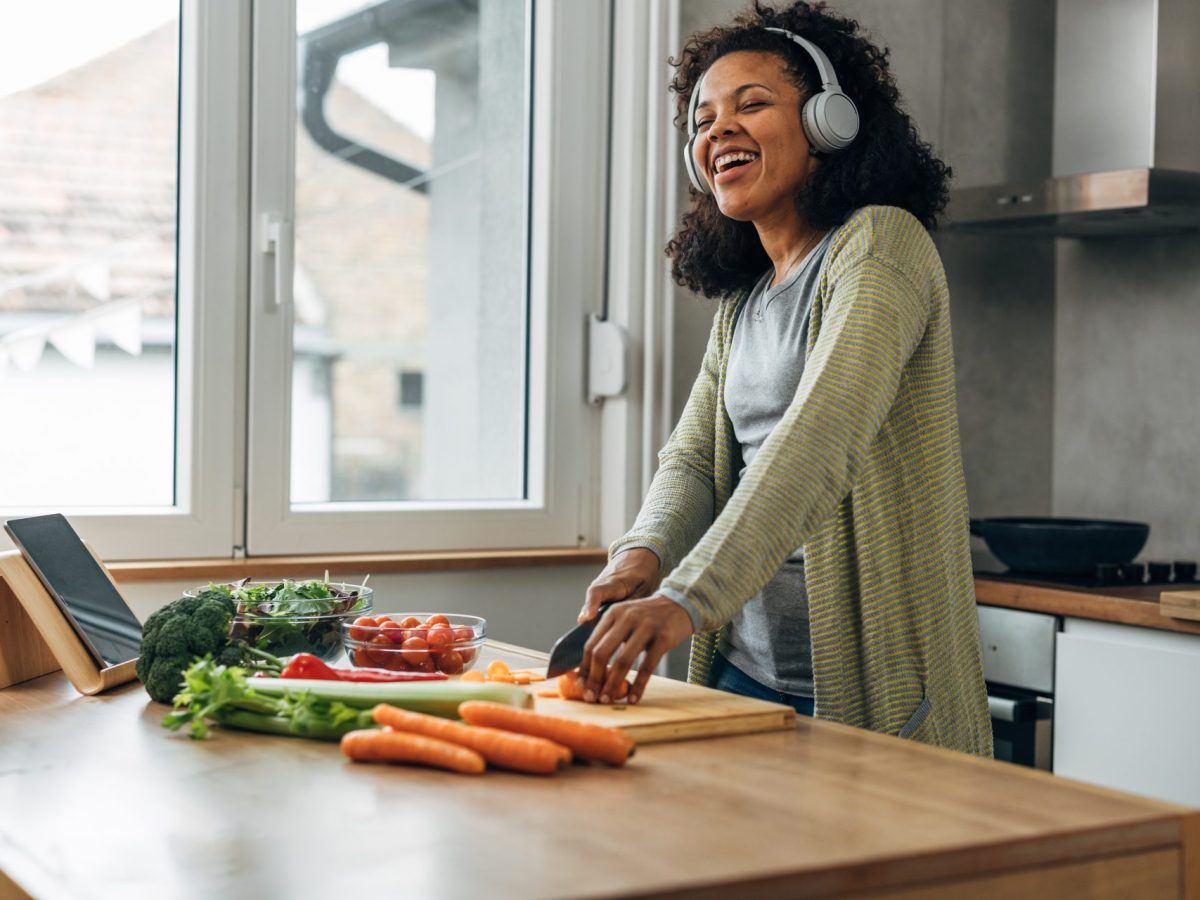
988 685 1053 770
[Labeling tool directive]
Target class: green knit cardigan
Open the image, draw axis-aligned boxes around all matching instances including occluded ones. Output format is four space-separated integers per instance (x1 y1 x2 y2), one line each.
611 205 992 756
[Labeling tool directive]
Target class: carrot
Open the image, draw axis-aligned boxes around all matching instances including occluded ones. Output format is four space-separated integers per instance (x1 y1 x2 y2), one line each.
459 701 635 767
557 671 586 700
486 659 511 678
556 670 629 702
371 704 570 774
460 671 486 682
536 690 560 699
511 673 533 685
340 728 485 774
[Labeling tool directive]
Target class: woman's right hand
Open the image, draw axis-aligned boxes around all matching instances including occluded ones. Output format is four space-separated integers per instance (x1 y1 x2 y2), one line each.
578 548 662 623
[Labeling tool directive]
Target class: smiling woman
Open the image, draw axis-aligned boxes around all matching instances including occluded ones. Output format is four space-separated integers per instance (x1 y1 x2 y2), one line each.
578 1 991 757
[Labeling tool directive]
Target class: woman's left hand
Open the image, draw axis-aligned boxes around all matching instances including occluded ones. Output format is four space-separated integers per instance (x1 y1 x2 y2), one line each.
578 595 694 705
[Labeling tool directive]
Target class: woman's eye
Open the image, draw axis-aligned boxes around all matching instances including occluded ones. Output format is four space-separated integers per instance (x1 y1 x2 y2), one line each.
740 101 765 111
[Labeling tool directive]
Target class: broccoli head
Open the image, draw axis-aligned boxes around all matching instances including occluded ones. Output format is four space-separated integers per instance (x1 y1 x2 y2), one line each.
136 588 280 703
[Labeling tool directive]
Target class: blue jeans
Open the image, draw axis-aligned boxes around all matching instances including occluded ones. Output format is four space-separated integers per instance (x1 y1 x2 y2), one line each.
711 652 815 717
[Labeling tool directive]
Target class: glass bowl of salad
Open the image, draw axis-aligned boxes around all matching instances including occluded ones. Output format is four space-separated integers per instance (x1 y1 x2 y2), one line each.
189 578 374 662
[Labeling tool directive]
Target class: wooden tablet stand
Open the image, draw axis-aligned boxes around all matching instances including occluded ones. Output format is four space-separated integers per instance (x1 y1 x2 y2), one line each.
0 550 138 695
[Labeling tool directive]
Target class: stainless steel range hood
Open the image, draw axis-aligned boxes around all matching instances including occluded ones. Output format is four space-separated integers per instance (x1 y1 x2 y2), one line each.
945 0 1200 238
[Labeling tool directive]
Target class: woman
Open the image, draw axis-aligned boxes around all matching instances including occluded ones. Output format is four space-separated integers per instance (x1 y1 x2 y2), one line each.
576 1 991 756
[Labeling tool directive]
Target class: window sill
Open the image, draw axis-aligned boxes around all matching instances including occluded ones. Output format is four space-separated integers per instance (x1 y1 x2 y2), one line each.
109 547 608 583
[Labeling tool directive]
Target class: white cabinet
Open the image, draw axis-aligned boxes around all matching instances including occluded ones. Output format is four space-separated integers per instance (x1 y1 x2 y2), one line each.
1055 617 1200 805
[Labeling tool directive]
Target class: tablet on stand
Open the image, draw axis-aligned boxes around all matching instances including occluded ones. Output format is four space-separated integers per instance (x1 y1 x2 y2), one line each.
1 515 140 695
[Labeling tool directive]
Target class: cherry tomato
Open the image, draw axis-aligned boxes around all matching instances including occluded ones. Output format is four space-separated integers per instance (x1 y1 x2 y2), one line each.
397 616 422 629
348 616 378 642
412 654 437 673
405 627 429 642
374 614 393 624
452 626 475 642
380 620 406 644
367 634 394 667
425 614 450 628
400 636 430 666
437 649 464 675
427 624 454 650
459 647 477 664
352 647 372 667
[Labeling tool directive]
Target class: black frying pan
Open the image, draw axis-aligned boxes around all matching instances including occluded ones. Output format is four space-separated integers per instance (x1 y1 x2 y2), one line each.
969 517 1149 575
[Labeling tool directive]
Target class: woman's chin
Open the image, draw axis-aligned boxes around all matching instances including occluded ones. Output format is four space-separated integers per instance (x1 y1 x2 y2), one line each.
714 195 757 222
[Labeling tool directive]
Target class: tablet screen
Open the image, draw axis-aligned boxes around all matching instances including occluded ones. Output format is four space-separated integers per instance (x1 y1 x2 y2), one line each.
4 514 142 667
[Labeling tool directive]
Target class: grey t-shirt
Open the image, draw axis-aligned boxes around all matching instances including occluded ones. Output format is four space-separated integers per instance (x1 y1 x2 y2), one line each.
718 228 837 696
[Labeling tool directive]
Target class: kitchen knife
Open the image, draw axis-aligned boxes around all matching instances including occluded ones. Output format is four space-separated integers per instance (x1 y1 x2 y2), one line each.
545 602 616 678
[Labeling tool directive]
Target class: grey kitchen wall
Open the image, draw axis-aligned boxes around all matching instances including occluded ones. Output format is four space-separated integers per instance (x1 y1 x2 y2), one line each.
669 0 1197 563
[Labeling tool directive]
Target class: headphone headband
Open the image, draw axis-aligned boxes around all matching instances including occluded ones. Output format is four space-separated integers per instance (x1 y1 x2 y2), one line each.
683 26 860 194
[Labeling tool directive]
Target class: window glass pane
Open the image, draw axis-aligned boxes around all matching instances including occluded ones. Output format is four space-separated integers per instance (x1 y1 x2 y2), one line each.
293 0 529 504
0 2 179 508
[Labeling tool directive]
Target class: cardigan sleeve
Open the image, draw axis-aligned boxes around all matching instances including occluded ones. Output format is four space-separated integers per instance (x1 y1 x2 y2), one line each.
607 307 724 575
658 242 932 631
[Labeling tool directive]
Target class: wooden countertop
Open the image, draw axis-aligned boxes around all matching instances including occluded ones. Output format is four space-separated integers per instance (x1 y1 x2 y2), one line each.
1 644 1198 899
976 575 1200 636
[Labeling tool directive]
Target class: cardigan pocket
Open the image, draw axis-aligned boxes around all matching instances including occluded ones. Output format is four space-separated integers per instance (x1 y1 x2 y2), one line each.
898 694 932 740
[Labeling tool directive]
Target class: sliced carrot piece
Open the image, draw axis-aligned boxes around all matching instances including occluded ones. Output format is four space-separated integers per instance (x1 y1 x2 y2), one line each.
459 671 485 682
486 659 511 679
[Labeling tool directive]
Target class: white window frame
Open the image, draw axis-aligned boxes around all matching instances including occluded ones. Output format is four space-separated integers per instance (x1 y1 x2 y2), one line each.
0 1 246 561
243 0 610 555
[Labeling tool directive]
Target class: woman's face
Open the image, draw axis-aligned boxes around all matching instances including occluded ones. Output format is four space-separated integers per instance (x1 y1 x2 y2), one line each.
690 50 818 223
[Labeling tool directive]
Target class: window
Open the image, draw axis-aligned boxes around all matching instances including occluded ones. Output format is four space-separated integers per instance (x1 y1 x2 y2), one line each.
0 2 240 559
245 0 609 555
0 5 181 508
0 0 611 559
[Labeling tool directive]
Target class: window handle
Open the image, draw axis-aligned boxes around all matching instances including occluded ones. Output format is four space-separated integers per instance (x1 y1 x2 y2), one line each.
261 214 293 311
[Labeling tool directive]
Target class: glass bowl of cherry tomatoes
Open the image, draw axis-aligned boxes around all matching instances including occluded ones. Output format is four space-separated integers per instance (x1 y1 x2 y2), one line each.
342 613 486 675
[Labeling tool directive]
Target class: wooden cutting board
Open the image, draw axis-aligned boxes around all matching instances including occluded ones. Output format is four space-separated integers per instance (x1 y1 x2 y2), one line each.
1160 589 1200 621
489 641 796 745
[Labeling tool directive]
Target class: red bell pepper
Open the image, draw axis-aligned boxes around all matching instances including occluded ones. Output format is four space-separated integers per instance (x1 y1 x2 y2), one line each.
279 653 447 683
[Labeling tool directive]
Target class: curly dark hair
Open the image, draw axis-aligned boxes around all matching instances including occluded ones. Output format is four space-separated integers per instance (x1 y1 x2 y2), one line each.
666 1 951 298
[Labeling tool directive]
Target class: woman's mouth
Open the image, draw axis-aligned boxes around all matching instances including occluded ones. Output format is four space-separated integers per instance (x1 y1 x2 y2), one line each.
712 150 759 186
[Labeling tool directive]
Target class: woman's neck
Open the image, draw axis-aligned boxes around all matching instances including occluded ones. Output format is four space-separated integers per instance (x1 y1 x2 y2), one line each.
756 213 824 288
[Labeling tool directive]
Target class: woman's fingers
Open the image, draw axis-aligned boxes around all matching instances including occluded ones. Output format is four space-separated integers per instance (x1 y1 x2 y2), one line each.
579 549 662 622
579 610 630 701
578 597 695 704
600 619 656 702
579 578 626 622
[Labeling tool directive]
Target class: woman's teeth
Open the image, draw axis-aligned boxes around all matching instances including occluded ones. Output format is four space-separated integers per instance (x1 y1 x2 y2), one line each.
714 151 758 173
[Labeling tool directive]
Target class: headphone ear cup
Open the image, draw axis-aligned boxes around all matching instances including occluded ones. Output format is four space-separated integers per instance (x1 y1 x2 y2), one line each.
683 135 710 194
802 91 860 154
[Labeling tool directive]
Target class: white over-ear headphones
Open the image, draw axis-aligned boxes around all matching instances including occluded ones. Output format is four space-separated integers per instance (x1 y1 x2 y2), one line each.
683 26 860 195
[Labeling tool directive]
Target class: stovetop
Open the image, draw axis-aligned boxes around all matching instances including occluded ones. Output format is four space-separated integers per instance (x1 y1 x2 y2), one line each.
976 561 1197 594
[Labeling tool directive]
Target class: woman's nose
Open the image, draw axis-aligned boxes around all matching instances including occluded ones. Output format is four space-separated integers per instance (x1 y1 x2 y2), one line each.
707 115 736 140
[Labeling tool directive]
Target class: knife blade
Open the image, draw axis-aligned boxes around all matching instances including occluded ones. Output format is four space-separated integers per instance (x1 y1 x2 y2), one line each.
545 602 616 678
